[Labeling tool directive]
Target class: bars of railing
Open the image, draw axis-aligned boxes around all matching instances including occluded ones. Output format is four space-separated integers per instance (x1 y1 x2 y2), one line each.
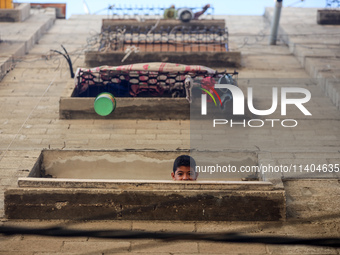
95 25 229 53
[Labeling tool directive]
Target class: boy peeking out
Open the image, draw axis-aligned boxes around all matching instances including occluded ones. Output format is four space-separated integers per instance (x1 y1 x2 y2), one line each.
171 155 198 181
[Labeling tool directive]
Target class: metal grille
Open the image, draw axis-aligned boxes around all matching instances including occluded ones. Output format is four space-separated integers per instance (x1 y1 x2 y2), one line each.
101 5 215 19
75 64 237 99
93 25 228 53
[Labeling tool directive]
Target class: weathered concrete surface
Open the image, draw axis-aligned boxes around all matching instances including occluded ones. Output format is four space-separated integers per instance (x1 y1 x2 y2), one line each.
34 149 188 180
283 179 340 220
84 51 241 68
0 8 55 81
0 219 339 255
0 3 30 22
60 97 190 120
5 188 285 221
18 178 275 190
26 149 257 181
60 85 237 120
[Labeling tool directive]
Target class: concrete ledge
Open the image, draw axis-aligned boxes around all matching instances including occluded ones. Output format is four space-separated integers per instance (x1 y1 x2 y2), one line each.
60 97 190 120
0 56 13 81
0 3 30 22
0 42 26 80
5 188 285 221
317 9 340 25
84 51 241 68
22 15 55 54
18 178 274 191
6 150 285 221
0 9 55 81
59 96 236 120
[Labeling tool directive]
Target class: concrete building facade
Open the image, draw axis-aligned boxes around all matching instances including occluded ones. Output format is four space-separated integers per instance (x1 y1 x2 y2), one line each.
0 5 339 255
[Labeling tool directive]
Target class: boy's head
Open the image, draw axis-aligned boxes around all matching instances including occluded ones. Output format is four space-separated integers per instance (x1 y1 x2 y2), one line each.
171 155 198 181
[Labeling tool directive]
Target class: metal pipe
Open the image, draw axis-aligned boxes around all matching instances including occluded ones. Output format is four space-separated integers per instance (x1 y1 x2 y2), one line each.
269 0 283 45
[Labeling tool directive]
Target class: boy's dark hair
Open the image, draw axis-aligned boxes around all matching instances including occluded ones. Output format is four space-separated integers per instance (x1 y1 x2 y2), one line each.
173 155 196 173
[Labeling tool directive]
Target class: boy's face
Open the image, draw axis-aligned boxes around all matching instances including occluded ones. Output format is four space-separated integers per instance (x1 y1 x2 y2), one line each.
171 166 198 181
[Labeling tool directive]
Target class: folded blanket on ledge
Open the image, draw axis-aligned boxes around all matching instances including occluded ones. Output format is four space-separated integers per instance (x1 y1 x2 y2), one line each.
74 62 217 96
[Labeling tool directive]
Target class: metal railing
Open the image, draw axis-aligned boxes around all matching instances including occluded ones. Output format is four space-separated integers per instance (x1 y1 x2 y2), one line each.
97 4 215 19
89 25 228 53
